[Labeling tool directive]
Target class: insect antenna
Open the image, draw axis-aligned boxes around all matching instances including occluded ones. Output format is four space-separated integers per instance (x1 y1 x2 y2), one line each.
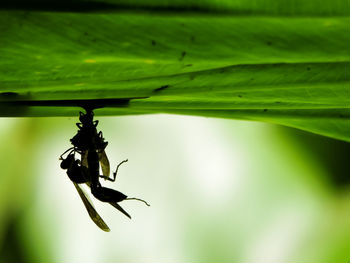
59 147 75 160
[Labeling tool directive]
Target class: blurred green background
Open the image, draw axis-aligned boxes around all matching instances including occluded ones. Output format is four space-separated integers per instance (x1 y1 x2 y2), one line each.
1 0 350 262
0 115 349 263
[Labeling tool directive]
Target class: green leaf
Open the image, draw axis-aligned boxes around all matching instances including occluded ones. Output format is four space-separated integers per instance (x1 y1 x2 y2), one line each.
1 1 350 141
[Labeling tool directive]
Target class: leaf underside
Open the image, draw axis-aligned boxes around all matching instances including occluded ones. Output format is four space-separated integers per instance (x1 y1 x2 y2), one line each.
1 1 350 141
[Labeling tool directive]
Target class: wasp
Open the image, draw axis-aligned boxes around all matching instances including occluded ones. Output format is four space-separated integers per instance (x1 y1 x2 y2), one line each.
60 148 149 231
59 148 110 231
60 110 149 231
70 110 111 180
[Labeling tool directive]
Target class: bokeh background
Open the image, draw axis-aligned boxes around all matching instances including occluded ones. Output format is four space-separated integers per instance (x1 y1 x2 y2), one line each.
0 115 350 263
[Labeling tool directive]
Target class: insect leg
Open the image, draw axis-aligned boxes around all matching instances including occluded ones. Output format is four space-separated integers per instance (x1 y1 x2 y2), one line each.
100 159 128 182
125 197 150 206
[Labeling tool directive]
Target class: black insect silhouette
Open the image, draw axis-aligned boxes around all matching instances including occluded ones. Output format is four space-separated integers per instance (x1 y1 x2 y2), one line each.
60 149 110 231
60 110 149 231
70 110 111 180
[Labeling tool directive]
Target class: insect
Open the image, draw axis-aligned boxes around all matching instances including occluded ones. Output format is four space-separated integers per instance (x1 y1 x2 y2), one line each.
59 148 110 232
70 110 111 180
60 148 149 231
60 109 149 231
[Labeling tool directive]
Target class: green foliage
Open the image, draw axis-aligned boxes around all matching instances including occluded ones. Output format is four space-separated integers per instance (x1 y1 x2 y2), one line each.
1 1 350 141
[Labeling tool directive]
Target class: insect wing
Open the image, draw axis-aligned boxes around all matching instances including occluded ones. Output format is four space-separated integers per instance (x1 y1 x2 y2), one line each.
73 182 110 232
98 150 110 180
109 202 131 219
81 150 89 168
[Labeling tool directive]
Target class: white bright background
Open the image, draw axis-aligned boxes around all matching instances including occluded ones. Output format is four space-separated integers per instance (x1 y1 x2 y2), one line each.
0 114 346 263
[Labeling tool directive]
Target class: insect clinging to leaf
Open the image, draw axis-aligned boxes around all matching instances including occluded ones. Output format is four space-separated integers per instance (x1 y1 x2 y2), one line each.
60 109 149 232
